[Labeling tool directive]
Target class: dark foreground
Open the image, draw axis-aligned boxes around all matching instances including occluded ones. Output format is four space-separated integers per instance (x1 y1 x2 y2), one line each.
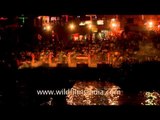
2 61 160 112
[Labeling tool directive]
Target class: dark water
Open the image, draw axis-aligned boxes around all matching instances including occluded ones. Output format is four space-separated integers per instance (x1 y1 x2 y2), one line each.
15 62 160 108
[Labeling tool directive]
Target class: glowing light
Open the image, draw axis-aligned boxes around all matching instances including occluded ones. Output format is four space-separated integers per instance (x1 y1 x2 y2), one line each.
85 20 92 25
46 25 51 30
38 16 41 19
44 25 52 31
97 20 104 25
145 21 155 30
66 81 123 105
79 22 85 26
88 24 92 29
42 16 50 23
110 18 120 31
111 18 116 22
141 91 160 105
69 23 75 30
111 23 117 28
51 17 56 21
148 21 153 28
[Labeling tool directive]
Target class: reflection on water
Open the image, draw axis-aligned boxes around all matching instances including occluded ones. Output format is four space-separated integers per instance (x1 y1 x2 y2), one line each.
66 81 160 106
140 91 160 105
66 81 123 105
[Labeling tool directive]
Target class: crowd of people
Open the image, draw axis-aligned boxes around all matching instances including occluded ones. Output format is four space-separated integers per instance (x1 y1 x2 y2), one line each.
14 28 160 107
17 29 160 69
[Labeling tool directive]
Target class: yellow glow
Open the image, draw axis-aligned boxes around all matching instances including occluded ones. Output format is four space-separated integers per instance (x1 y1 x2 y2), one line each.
45 25 51 31
85 20 92 25
79 22 85 26
111 23 117 28
110 18 120 31
66 81 122 105
141 91 160 105
88 24 92 29
148 21 153 28
69 23 75 30
97 20 104 25
111 18 116 22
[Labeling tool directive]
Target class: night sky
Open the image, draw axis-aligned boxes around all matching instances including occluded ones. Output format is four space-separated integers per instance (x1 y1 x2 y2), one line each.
0 0 160 15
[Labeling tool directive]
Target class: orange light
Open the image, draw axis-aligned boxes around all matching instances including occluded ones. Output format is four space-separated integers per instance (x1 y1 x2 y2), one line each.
88 24 92 29
148 21 153 28
111 23 117 28
44 24 52 31
110 18 120 31
69 23 75 30
111 18 116 22
46 25 51 31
